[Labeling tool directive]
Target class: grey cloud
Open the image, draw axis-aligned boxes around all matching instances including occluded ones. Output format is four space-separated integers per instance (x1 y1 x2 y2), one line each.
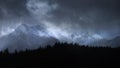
48 0 120 36
0 0 29 19
0 0 120 51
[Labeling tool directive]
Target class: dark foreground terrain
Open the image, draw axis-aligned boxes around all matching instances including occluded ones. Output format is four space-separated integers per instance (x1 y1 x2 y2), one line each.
0 43 120 67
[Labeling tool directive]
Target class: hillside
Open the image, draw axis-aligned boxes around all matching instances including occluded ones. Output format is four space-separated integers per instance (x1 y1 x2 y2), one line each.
0 43 120 67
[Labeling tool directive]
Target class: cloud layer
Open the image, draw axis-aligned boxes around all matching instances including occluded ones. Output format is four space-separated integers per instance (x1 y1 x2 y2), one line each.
0 0 120 51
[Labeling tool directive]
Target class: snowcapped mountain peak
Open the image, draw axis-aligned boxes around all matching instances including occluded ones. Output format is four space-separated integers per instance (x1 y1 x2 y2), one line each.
15 24 29 33
0 24 58 52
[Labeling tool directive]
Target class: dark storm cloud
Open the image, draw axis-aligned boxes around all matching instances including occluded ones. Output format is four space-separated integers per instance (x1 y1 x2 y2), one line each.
0 0 41 33
0 0 28 19
0 0 120 51
51 0 120 24
1 0 119 41
0 0 30 27
48 0 120 37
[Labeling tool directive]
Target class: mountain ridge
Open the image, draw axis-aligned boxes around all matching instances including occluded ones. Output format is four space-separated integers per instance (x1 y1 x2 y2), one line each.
0 24 58 52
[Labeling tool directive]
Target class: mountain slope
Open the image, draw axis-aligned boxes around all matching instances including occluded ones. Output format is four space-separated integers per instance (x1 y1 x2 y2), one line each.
108 36 120 47
89 36 120 47
0 24 58 52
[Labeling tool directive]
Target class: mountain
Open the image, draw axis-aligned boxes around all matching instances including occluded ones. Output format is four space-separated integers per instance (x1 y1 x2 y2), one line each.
89 36 120 47
108 36 120 47
89 39 109 47
71 33 103 45
0 24 58 52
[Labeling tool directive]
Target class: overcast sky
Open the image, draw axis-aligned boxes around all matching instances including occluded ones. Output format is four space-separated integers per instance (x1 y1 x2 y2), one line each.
0 0 120 51
0 0 120 36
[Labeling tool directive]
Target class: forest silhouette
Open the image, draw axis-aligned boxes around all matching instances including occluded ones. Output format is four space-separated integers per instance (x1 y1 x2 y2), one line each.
0 42 120 67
